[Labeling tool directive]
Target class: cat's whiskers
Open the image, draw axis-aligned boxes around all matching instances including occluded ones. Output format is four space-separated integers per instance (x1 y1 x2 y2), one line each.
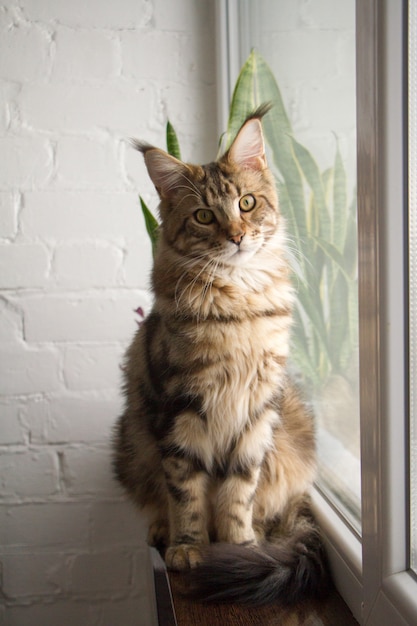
197 257 221 321
174 254 217 313
183 255 220 320
175 172 204 204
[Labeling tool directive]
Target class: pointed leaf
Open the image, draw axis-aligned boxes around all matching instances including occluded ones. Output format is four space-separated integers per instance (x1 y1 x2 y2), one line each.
332 140 348 250
224 50 258 149
166 121 181 160
290 136 331 242
140 196 159 258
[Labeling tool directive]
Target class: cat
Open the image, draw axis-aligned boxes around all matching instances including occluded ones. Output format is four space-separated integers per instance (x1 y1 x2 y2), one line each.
113 104 329 605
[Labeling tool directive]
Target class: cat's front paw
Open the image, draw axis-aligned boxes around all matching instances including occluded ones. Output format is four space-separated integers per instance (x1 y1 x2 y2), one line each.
165 544 204 571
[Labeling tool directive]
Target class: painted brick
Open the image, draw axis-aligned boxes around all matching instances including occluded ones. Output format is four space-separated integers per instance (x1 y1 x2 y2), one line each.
0 450 59 498
63 345 124 391
61 446 120 497
54 137 122 190
0 347 61 396
0 243 50 288
52 27 117 82
0 21 50 82
19 83 153 134
1 552 66 598
4 600 96 626
68 550 131 594
0 192 17 239
52 243 122 289
0 82 20 133
21 292 150 343
20 191 144 242
23 394 121 445
0 299 22 344
120 234 153 289
0 503 90 551
153 0 210 32
0 137 52 189
0 404 25 445
89 501 147 548
159 83 218 160
19 0 153 29
121 30 183 82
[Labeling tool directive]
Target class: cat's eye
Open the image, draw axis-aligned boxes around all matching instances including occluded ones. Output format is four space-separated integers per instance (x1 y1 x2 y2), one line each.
195 209 215 224
239 194 256 212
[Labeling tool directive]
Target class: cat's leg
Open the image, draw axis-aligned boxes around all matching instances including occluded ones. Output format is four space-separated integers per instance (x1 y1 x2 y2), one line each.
162 454 210 571
215 466 261 545
215 407 277 545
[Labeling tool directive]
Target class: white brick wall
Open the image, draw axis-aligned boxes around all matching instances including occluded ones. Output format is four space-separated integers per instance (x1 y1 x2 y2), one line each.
0 0 217 623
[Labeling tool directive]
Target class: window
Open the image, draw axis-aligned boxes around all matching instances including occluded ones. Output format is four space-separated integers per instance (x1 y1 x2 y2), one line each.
216 0 417 623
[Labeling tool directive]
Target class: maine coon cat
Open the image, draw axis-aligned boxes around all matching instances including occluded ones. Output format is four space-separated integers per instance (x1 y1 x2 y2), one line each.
113 105 328 605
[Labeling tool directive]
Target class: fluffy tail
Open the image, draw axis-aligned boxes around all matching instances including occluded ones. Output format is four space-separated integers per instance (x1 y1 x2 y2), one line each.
185 527 330 606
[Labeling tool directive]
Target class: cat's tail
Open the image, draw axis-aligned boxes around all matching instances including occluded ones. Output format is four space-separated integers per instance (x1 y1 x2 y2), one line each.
184 525 330 606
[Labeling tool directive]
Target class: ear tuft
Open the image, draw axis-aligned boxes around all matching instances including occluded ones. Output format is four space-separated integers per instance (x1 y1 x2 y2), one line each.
134 145 189 199
227 118 267 171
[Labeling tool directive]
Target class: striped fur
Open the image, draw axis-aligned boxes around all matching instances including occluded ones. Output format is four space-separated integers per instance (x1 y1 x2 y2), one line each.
113 107 329 605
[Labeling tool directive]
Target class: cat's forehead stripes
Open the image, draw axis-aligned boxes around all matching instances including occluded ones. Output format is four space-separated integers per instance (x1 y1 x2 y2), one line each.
200 162 242 211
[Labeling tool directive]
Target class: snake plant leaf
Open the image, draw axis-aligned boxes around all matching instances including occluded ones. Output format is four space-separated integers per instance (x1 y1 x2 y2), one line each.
332 140 348 251
166 121 181 160
328 269 351 371
290 335 322 389
296 281 331 361
139 196 159 258
311 236 352 282
276 180 304 268
289 136 331 243
225 50 258 150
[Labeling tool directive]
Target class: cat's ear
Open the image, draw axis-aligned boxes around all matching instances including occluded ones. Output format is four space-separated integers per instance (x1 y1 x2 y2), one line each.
227 118 267 171
132 141 189 199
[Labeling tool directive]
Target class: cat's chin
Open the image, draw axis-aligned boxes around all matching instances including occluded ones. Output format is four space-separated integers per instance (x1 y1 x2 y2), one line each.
221 242 263 267
221 248 258 267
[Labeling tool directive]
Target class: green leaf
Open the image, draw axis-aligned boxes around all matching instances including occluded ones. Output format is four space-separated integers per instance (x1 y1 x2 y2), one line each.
289 136 331 242
328 270 350 372
166 121 181 160
332 140 348 251
224 50 258 150
140 196 159 258
311 235 352 281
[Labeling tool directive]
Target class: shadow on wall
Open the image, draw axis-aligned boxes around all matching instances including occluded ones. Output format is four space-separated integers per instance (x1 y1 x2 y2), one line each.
0 445 151 625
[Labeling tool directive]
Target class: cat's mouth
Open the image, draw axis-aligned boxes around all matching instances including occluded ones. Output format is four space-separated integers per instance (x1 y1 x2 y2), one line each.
221 240 262 266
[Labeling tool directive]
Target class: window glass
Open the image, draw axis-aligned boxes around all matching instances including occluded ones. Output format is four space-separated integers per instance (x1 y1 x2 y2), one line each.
239 0 360 530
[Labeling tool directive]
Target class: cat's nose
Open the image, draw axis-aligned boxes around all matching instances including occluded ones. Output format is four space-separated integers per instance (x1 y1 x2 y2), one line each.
228 232 245 246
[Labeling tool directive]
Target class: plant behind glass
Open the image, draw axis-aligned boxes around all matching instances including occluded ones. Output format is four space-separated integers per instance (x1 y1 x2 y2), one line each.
138 50 358 393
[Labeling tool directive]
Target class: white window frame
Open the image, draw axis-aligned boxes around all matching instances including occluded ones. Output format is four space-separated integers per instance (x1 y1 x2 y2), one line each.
215 1 417 623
